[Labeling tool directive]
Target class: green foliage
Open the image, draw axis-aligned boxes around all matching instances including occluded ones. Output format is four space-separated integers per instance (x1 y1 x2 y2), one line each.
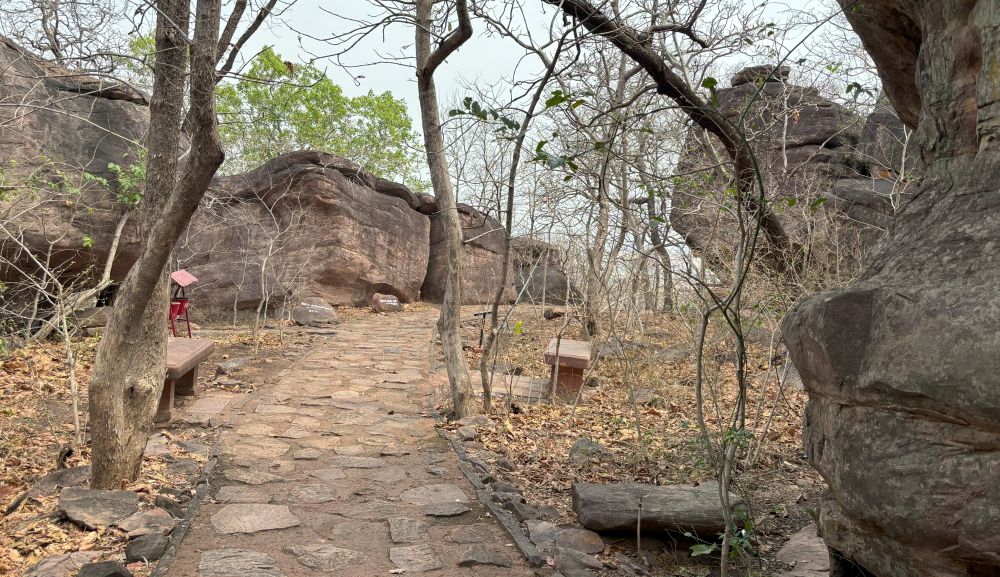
216 47 422 187
845 81 875 101
689 543 718 557
82 150 146 209
543 89 586 110
702 77 720 107
107 157 146 206
448 96 520 133
724 428 754 450
532 139 579 172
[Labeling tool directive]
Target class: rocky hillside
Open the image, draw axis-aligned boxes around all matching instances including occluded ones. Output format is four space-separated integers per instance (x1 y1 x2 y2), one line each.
0 37 511 315
672 65 917 280
782 3 1000 576
0 36 147 285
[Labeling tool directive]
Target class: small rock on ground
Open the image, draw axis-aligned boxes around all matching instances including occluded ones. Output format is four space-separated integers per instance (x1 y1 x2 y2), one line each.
555 527 605 554
775 524 829 577
389 544 443 572
214 486 272 504
115 508 176 537
292 448 322 460
458 545 513 567
283 543 365 571
568 438 611 464
210 504 300 534
125 533 169 563
388 517 427 543
217 358 248 374
59 488 139 529
77 561 133 577
328 456 383 468
446 524 491 544
554 547 602 575
400 483 469 508
273 483 338 504
223 468 283 485
310 468 346 482
199 549 284 577
25 552 96 577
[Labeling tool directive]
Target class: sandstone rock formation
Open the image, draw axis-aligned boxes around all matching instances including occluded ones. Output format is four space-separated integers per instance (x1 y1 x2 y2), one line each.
0 36 146 285
511 237 574 305
782 3 1000 576
178 151 432 312
672 65 915 280
0 37 508 313
421 204 514 305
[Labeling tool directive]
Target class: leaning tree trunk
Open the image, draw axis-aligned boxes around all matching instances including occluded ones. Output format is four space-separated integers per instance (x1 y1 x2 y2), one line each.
582 181 610 338
415 0 475 418
478 38 565 412
89 0 223 489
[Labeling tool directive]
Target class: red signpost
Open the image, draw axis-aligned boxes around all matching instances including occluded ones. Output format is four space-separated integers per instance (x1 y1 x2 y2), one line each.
169 269 197 337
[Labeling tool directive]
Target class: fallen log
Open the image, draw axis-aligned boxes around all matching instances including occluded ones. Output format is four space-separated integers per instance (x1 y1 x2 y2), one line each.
571 482 743 536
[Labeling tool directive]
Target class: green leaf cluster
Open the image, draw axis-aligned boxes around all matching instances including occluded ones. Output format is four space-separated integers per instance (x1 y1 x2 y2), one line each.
448 96 520 133
216 47 423 187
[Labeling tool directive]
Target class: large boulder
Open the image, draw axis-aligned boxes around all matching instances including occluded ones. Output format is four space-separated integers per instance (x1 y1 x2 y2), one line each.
176 151 430 311
511 236 574 305
671 65 912 279
0 39 509 316
0 36 146 290
782 3 1000 576
421 204 514 304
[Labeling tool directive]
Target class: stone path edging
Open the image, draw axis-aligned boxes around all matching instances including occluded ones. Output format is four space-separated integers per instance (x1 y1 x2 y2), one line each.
440 429 545 567
149 456 218 577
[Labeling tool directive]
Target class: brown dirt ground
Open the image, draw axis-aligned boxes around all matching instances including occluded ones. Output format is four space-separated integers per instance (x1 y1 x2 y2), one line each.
0 323 304 577
458 304 825 576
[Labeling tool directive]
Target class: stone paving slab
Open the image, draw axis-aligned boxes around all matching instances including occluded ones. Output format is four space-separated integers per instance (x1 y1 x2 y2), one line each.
163 311 534 577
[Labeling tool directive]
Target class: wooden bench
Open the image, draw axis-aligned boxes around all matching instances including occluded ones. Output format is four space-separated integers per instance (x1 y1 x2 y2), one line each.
156 337 215 423
544 337 591 400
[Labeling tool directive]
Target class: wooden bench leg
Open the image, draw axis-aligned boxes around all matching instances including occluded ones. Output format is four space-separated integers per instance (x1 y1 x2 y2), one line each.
175 366 198 397
156 379 175 423
554 366 584 401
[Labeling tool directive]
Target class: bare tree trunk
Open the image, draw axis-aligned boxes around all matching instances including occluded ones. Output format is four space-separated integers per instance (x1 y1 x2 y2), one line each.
415 0 475 418
478 37 565 413
540 0 795 274
583 182 609 338
89 0 223 489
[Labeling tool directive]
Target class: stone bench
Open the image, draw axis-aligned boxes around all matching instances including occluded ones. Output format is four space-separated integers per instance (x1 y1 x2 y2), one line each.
156 337 215 423
544 337 591 400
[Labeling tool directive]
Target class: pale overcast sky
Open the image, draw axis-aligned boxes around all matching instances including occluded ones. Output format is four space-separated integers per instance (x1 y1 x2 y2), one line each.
244 0 829 126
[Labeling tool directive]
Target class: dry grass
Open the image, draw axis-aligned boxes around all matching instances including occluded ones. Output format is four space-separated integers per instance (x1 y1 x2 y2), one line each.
0 333 248 577
458 304 823 570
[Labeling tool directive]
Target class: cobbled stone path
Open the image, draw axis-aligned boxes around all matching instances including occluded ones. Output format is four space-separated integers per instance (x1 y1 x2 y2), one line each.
164 311 534 577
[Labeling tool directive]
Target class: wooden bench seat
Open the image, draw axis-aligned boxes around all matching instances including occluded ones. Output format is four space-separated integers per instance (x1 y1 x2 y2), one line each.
544 338 592 400
156 337 215 423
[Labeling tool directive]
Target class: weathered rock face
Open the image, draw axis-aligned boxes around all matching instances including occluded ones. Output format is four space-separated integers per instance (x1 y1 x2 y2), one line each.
0 39 504 314
672 65 914 279
421 204 513 305
176 151 431 311
511 237 573 305
0 36 146 287
782 3 1000 576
